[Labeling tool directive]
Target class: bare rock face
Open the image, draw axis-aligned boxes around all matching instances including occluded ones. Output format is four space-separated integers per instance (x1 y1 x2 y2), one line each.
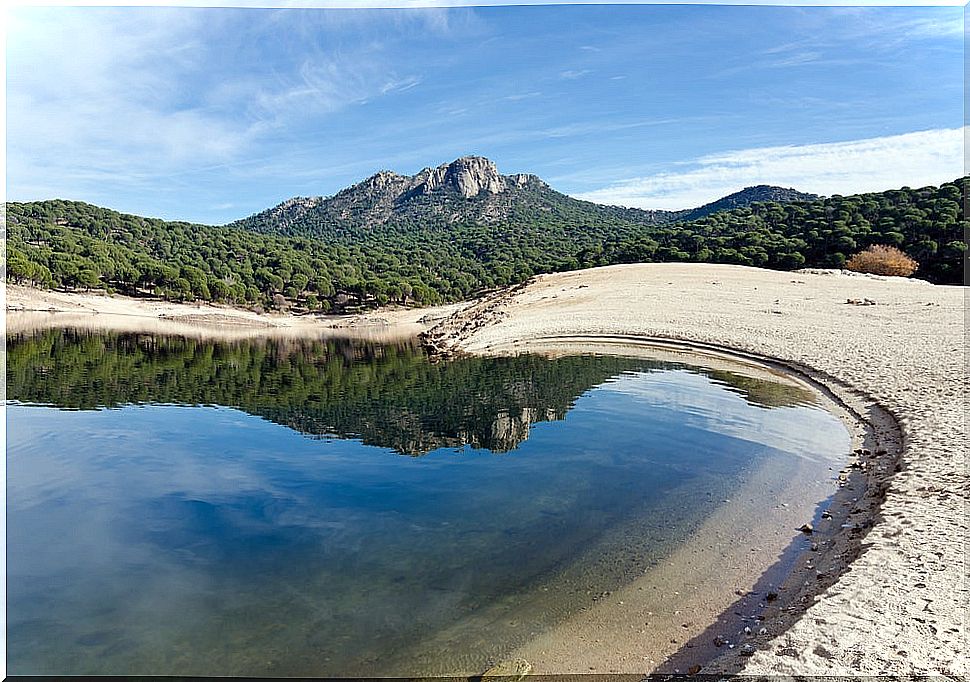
411 156 508 198
264 196 324 225
365 170 405 191
449 156 506 197
509 173 533 188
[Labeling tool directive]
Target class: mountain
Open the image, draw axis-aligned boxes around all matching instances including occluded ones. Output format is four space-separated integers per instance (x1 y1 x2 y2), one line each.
680 185 819 221
231 155 689 237
232 157 827 240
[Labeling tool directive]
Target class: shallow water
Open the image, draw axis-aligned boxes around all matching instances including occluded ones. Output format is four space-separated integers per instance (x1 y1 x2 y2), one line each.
6 329 849 676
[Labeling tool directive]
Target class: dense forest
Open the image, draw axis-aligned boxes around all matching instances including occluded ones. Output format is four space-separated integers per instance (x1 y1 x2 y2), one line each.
7 330 815 454
6 175 966 313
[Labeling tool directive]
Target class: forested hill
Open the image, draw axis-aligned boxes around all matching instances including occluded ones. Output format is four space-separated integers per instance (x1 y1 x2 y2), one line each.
230 156 685 237
6 171 966 313
679 185 819 222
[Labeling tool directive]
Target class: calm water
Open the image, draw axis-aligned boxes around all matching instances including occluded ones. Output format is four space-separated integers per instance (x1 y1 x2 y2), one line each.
6 329 849 676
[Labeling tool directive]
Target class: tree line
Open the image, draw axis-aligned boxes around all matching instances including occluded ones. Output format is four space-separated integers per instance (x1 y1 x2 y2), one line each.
6 177 965 313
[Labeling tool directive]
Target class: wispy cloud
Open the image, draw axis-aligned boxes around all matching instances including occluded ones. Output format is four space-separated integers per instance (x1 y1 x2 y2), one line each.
767 50 823 67
575 128 965 209
380 75 422 94
7 9 253 173
6 6 451 207
541 118 681 139
830 7 964 41
559 69 591 80
503 91 542 101
902 15 964 38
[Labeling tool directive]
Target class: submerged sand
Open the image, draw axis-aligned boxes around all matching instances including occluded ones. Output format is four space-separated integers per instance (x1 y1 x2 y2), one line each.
422 262 967 677
5 263 966 676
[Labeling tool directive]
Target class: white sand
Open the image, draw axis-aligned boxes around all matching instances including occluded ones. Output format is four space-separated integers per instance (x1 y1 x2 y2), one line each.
4 284 461 341
423 263 967 676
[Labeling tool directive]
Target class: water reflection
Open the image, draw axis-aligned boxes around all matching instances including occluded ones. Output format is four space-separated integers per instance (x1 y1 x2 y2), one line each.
7 329 817 455
6 329 846 676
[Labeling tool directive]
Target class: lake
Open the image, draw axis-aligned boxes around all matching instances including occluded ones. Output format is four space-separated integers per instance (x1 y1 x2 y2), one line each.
5 328 850 676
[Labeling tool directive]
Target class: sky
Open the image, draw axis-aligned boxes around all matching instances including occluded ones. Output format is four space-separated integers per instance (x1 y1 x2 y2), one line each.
5 2 965 224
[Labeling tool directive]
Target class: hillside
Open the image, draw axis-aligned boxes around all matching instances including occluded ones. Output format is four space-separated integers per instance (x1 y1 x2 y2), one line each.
5 161 966 313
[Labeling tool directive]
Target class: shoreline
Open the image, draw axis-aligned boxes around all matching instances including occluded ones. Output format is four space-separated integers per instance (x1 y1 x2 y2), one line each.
467 336 898 675
4 284 463 342
5 262 966 676
5 315 860 677
421 262 966 676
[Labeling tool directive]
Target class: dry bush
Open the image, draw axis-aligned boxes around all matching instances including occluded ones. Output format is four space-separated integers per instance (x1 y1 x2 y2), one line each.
846 244 918 277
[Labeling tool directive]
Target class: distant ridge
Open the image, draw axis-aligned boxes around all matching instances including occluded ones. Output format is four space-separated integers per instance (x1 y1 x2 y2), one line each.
680 185 819 221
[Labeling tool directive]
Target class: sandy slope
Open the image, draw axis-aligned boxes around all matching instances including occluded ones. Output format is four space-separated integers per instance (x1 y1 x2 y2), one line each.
423 263 967 677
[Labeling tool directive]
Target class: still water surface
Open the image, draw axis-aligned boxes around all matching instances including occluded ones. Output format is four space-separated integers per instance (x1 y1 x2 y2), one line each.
6 329 849 675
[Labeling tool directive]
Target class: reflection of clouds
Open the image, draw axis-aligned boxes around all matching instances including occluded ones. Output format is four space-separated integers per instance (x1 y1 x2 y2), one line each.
7 366 852 673
591 370 849 464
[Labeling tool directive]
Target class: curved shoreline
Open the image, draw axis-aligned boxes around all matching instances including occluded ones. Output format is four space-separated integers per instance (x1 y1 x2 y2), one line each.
465 335 900 674
421 263 966 676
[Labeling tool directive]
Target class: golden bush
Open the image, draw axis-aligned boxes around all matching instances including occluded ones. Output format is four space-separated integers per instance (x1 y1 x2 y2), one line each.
846 244 918 277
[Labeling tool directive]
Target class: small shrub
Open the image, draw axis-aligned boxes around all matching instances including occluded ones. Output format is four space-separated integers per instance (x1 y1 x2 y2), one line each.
846 245 918 277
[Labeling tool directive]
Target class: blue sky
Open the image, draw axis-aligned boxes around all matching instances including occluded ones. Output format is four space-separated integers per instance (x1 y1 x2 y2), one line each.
6 2 964 224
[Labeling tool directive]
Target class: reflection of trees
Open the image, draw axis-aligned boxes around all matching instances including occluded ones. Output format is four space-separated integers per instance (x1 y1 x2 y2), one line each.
6 329 815 455
705 369 815 410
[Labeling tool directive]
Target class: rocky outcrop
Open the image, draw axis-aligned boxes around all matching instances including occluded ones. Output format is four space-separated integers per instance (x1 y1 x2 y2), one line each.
408 156 516 198
259 157 548 229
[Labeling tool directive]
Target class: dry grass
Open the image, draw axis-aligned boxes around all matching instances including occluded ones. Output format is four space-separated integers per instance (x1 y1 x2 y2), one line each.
846 245 919 277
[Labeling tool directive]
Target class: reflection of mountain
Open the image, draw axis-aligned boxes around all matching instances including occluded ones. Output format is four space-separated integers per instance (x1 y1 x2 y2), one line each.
6 329 815 455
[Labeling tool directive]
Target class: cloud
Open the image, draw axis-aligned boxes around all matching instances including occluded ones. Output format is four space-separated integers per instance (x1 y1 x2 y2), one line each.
575 128 965 209
767 50 823 67
7 9 252 170
559 69 591 80
380 75 422 95
902 15 964 38
831 7 964 41
5 6 453 206
503 91 542 101
541 118 681 139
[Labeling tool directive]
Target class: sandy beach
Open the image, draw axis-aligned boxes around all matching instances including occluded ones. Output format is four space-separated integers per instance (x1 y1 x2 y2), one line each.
5 262 966 676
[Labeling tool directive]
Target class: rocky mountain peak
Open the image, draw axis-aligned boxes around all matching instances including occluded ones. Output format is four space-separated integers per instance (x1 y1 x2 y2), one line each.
412 156 509 198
